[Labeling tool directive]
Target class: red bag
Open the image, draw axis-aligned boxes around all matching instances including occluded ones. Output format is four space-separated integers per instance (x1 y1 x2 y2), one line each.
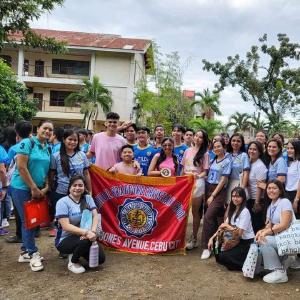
24 198 51 229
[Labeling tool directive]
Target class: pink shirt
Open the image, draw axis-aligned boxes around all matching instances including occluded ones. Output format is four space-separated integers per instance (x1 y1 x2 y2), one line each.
111 162 141 175
154 153 176 176
182 148 209 175
90 132 126 169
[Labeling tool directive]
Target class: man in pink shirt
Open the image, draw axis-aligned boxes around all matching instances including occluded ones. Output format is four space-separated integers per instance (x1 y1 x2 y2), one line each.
87 112 126 170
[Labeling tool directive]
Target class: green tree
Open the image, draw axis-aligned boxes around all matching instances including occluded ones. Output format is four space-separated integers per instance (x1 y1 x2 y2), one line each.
202 34 300 126
65 76 112 129
191 88 222 119
249 112 268 131
226 112 252 132
0 0 66 53
136 46 194 133
188 118 223 139
0 59 37 126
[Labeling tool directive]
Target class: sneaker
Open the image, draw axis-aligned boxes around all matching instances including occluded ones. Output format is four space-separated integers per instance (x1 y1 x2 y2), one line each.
2 218 9 228
18 251 31 263
200 249 211 260
68 254 85 274
263 270 288 284
186 235 198 250
49 228 56 237
0 228 9 236
30 252 44 272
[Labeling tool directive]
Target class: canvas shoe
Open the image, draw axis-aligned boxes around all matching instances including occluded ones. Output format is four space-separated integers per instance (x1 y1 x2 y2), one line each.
200 249 211 260
263 270 288 284
289 257 300 270
68 254 85 274
2 218 9 228
18 251 31 263
186 235 198 250
30 252 44 272
0 228 9 236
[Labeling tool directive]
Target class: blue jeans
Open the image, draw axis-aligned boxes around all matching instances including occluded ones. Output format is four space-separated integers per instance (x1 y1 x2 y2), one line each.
10 187 38 255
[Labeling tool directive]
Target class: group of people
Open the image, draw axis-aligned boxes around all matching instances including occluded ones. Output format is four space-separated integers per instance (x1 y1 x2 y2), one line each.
0 111 299 283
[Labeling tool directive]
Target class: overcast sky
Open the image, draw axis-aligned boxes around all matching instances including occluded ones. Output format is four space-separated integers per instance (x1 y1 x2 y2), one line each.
31 0 300 123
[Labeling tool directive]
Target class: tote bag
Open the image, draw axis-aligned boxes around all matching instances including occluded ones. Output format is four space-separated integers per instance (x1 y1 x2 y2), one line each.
24 197 51 229
242 243 259 278
275 214 300 256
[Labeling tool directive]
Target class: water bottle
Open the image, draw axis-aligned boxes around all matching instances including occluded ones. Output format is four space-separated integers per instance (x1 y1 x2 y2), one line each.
89 241 99 268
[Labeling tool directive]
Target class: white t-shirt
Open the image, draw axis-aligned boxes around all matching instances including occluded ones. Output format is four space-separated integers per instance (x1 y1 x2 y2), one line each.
230 207 255 240
266 198 294 225
248 159 267 199
286 161 300 191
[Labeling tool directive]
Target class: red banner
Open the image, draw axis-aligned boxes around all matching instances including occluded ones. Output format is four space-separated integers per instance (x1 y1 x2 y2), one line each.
90 165 194 254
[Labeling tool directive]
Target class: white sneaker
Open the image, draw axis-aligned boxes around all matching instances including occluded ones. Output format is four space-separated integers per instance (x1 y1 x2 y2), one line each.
68 262 86 274
2 218 9 228
30 252 44 272
186 235 198 250
200 249 211 260
18 251 31 263
263 270 288 284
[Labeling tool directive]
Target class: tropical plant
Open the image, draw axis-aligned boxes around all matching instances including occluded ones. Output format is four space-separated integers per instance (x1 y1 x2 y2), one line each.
248 112 268 131
191 88 222 119
65 76 112 129
226 112 252 132
188 118 223 139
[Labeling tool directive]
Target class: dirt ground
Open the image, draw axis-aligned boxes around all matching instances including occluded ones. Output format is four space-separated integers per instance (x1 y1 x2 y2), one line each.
1 216 300 300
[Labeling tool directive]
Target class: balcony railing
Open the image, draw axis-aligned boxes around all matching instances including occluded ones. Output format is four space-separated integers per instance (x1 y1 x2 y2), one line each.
23 63 90 79
36 99 82 113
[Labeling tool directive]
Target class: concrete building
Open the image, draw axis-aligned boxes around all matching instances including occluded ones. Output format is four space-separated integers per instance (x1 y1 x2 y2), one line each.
1 29 153 130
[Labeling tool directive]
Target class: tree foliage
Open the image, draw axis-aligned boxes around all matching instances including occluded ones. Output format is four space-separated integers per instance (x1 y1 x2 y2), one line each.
188 118 223 139
0 0 66 53
191 88 222 119
0 59 37 126
65 76 112 129
226 112 252 132
136 45 194 133
203 34 300 125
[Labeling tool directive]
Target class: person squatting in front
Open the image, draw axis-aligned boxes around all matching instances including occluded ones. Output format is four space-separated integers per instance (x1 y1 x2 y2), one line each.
55 175 105 274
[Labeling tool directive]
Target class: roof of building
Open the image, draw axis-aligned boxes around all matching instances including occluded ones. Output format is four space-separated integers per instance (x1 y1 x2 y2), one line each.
10 29 152 52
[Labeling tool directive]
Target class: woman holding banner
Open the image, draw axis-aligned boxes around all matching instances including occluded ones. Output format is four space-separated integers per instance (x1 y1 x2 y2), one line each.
181 130 209 250
201 139 232 260
148 137 178 177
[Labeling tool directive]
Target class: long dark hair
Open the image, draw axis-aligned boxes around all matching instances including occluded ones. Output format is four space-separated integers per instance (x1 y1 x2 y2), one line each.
247 141 264 159
227 133 246 153
227 187 247 224
265 138 283 166
68 175 88 211
60 129 80 176
288 139 300 162
193 129 209 167
156 137 178 173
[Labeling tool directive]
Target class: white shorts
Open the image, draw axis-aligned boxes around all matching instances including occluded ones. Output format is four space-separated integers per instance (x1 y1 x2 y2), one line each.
193 178 205 198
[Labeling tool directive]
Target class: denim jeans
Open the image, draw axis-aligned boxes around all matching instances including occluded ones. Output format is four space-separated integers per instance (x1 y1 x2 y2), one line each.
10 187 37 255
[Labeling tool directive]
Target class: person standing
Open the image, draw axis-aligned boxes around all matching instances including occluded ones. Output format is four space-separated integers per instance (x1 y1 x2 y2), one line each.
87 112 126 170
184 128 195 148
172 124 188 175
10 120 53 272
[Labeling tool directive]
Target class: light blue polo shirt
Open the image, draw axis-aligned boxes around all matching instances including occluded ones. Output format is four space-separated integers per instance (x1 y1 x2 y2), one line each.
267 156 287 181
207 156 232 184
55 194 96 244
51 142 61 154
228 152 250 180
0 145 8 163
11 136 51 190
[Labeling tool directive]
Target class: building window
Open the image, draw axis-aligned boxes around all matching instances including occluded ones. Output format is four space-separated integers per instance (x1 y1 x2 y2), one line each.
0 55 12 66
52 59 90 76
50 90 72 106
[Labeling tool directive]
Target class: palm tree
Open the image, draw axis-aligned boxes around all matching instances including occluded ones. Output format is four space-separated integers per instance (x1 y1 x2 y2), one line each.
191 88 222 119
249 112 268 131
65 76 112 129
188 118 223 139
226 112 252 132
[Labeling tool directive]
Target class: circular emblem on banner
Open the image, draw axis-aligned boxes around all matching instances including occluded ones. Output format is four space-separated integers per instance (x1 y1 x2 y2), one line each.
118 198 157 238
160 168 171 177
